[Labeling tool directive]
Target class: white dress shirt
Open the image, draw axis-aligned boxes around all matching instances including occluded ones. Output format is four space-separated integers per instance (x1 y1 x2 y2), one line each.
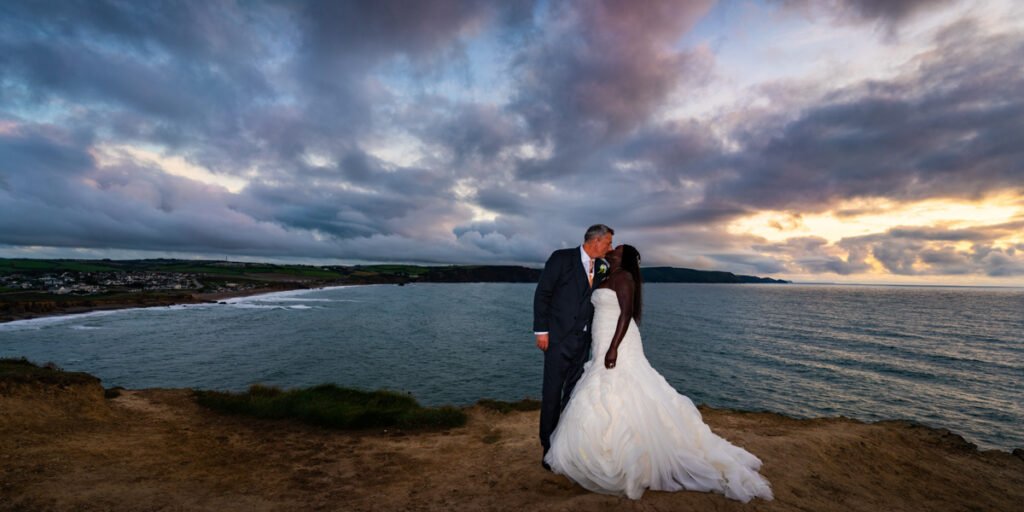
580 244 594 281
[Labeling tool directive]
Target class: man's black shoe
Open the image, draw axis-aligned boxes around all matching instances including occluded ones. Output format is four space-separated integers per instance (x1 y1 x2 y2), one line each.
542 460 552 472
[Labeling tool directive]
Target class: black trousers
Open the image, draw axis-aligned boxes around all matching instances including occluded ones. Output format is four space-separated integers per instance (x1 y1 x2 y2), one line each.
539 332 591 454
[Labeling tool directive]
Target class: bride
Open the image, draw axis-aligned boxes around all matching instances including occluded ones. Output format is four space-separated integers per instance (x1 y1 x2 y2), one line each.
544 244 774 502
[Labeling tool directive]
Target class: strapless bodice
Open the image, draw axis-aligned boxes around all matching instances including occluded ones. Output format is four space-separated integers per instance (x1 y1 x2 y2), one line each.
589 287 641 361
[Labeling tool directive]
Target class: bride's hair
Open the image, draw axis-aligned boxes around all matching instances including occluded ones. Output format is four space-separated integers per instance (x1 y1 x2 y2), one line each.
620 244 643 324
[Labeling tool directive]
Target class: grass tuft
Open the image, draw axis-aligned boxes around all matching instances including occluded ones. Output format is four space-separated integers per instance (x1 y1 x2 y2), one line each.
476 398 542 414
194 384 467 431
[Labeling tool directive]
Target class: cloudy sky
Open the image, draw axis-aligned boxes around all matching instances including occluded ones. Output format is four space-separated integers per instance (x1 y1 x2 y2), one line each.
1 0 1022 285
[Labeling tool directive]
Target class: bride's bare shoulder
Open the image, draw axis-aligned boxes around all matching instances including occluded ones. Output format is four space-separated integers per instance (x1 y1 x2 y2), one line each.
599 270 634 290
607 270 634 283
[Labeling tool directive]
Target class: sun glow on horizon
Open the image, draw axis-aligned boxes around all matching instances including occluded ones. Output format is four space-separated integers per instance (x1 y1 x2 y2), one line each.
727 193 1024 245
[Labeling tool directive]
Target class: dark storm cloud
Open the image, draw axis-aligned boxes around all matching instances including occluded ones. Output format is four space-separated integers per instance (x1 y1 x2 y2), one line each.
288 0 532 65
706 253 790 274
0 124 331 256
510 0 715 179
332 149 454 198
886 222 1024 242
918 246 974 274
0 0 530 169
0 122 535 264
474 187 529 216
270 0 531 155
618 120 725 185
777 0 958 29
0 0 523 262
0 123 95 180
702 19 1024 213
231 1 533 173
838 0 955 22
409 100 527 165
0 0 266 62
0 0 543 263
847 220 1024 276
751 236 872 275
239 154 462 242
0 0 275 169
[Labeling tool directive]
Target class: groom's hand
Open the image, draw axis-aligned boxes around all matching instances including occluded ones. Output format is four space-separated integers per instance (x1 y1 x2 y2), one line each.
604 349 618 369
535 333 549 352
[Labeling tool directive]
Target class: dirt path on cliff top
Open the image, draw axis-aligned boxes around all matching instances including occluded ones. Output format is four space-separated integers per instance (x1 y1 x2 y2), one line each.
2 388 1022 511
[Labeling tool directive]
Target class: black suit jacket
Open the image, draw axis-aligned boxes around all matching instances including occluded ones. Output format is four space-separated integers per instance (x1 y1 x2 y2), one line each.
533 247 607 351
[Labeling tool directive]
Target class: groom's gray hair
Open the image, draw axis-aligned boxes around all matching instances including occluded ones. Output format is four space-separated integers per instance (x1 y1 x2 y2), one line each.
584 224 614 242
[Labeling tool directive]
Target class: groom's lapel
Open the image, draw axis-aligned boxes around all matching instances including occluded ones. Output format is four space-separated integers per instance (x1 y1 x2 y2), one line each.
593 258 607 288
575 249 588 296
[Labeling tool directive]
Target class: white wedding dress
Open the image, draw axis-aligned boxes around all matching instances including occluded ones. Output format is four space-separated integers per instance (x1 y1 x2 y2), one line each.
544 288 773 501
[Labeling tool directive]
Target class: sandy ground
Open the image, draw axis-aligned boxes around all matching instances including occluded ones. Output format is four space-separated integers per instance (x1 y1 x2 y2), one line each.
2 381 1022 511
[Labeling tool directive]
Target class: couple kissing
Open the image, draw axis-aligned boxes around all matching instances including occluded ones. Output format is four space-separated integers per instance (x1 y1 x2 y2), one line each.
532 224 773 502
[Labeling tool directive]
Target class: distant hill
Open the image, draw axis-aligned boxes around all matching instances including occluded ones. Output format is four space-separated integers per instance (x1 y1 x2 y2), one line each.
418 266 542 283
641 267 790 284
0 258 788 285
340 264 788 284
406 265 789 284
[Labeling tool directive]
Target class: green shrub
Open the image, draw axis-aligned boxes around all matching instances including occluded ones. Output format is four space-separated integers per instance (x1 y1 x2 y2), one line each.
194 384 467 431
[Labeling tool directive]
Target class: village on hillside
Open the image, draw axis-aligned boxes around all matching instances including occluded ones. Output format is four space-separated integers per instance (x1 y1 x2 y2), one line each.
0 271 205 295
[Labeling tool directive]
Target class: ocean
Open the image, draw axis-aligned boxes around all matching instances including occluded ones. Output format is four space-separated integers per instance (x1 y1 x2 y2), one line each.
1 283 1021 451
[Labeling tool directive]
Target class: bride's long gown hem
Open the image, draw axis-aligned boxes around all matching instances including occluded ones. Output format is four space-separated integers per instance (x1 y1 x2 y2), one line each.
543 288 773 502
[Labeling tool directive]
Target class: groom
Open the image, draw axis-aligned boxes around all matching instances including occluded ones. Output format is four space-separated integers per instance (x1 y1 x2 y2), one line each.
533 224 614 469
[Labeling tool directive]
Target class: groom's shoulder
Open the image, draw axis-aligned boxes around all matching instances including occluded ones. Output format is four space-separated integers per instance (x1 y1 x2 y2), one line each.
549 247 577 260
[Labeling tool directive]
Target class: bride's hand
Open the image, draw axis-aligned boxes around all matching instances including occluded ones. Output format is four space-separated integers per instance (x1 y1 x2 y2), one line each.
604 348 617 369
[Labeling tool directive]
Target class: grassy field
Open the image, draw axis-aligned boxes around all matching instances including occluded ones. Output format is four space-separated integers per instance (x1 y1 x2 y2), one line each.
0 258 348 279
148 262 346 279
0 259 122 274
354 264 432 276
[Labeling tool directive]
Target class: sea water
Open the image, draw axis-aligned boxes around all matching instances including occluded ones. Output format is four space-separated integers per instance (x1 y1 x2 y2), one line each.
1 283 1021 451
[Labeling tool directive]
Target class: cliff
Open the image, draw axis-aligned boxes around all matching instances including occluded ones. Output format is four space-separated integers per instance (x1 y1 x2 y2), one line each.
2 363 1021 511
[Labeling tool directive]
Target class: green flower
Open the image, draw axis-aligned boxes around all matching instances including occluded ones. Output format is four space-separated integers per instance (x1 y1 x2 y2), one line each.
598 262 608 274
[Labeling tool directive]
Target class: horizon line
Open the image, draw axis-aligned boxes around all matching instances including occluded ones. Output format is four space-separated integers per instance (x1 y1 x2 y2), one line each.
2 256 1023 289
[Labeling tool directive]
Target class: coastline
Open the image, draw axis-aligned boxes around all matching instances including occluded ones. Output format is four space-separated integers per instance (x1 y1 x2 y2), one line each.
2 376 1022 511
0 283 331 325
0 259 798 325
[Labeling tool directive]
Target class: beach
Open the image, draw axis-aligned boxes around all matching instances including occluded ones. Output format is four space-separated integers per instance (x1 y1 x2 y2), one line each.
2 372 1022 511
0 284 317 324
